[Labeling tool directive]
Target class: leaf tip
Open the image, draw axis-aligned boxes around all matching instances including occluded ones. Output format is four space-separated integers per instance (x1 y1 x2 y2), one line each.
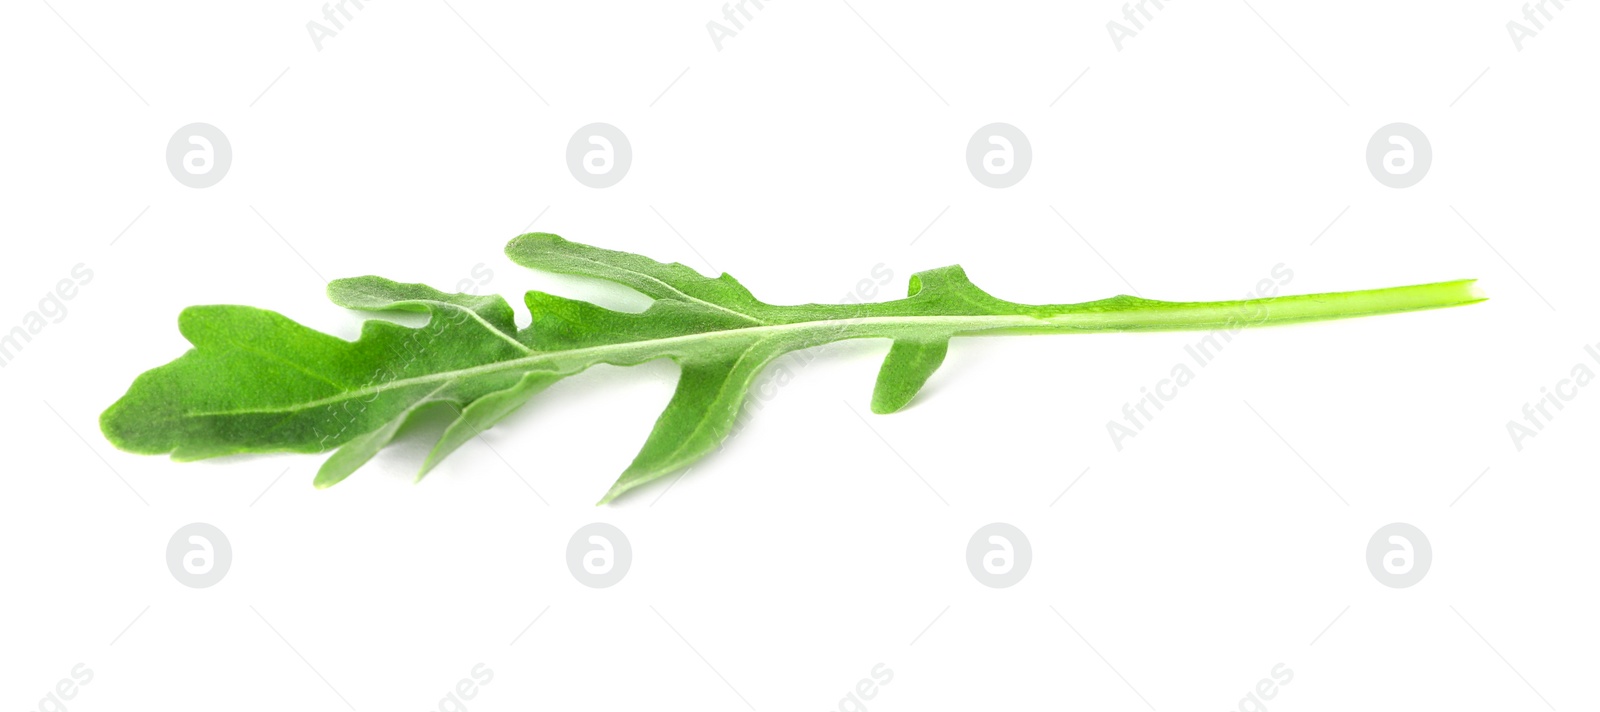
324 276 372 307
313 461 353 489
870 338 949 416
97 402 127 448
869 395 907 415
597 477 642 505
505 232 566 262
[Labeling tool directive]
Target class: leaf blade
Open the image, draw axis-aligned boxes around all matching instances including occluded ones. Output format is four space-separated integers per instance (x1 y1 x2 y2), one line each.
871 337 950 414
599 342 786 504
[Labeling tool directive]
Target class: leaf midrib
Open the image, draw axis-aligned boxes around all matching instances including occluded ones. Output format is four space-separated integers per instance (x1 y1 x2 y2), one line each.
187 313 1043 417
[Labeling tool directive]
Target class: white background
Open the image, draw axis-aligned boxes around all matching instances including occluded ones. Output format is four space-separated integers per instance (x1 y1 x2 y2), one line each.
2 1 1596 710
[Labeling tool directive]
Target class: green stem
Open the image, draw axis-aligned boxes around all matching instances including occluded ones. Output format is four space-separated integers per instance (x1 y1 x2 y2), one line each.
1010 279 1485 334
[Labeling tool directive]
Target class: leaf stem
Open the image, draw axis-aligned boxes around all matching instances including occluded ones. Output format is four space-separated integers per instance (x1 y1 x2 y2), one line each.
1016 279 1485 333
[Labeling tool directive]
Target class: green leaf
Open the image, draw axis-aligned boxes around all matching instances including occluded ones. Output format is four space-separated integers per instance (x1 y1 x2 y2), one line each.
871 337 949 415
101 232 1487 503
419 371 559 480
865 266 979 414
602 342 793 503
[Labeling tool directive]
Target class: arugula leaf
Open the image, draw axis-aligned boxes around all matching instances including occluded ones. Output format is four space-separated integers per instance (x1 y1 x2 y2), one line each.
100 233 1486 503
